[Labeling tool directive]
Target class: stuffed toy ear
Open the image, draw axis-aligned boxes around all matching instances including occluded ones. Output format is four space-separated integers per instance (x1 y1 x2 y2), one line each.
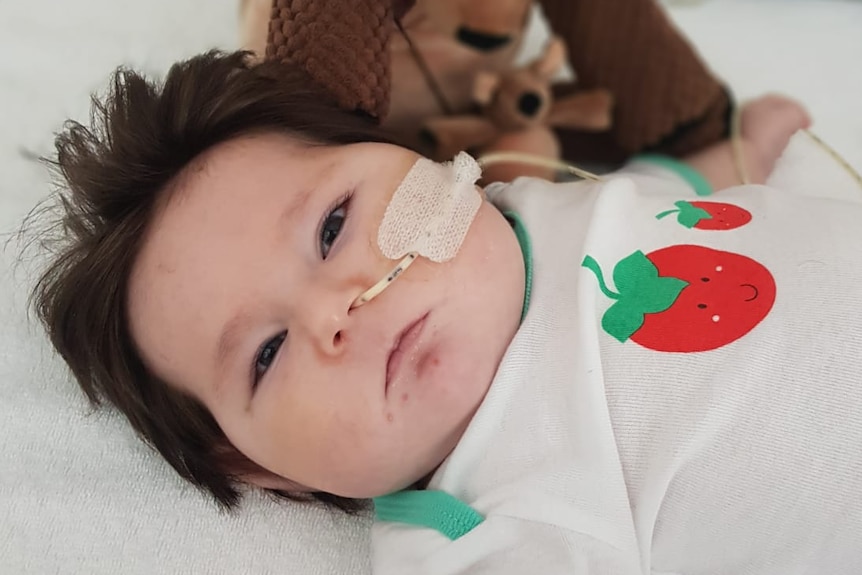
473 71 502 106
266 0 413 121
531 37 566 81
547 90 614 131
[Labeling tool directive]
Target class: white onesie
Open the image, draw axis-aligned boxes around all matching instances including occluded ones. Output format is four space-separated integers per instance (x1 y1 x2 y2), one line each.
371 160 862 574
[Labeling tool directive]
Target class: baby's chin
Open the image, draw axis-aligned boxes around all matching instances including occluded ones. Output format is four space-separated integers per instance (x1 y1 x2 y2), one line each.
319 431 468 499
338 455 445 497
321 472 430 499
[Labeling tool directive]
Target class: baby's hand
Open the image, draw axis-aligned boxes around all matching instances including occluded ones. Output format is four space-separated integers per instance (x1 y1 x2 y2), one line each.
740 95 811 183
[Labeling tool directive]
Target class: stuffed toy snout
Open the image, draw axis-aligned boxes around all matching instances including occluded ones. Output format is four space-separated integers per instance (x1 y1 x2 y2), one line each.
472 36 565 131
420 36 613 171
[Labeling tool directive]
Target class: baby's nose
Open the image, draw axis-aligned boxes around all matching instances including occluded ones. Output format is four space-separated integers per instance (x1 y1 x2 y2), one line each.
307 308 349 357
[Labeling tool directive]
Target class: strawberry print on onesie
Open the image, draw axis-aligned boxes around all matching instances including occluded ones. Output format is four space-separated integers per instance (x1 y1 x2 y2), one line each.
655 201 752 230
583 245 776 352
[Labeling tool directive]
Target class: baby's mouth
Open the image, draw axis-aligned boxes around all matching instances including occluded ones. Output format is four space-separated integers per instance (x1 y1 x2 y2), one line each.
385 313 429 395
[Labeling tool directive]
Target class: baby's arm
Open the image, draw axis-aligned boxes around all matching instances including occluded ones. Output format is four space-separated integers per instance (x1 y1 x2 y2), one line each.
683 95 810 190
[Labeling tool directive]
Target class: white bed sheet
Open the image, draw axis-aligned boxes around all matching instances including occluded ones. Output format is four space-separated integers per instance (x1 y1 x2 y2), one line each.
1 1 860 573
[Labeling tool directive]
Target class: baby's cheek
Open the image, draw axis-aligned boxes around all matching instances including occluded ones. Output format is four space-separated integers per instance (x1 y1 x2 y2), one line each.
455 204 525 304
438 206 489 282
315 421 411 497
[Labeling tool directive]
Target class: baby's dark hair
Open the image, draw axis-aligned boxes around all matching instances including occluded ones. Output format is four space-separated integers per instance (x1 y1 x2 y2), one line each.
31 50 395 513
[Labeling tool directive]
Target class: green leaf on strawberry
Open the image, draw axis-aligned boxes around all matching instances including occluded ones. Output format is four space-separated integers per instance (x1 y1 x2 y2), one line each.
583 252 688 342
612 251 689 312
601 301 645 343
656 200 713 229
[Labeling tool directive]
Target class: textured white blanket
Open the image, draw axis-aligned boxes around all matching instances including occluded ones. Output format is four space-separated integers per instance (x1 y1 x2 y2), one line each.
1 1 860 573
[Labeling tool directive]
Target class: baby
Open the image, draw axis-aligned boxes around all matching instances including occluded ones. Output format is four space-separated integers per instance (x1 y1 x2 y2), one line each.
34 51 862 573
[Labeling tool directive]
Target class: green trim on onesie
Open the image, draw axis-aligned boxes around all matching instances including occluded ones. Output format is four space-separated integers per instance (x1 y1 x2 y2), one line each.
373 490 484 540
505 210 533 323
635 154 714 197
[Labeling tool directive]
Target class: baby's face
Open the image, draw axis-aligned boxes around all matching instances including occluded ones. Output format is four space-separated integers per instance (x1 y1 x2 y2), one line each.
127 134 524 498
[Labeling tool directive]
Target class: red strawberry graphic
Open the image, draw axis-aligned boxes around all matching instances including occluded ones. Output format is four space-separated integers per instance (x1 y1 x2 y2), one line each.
656 201 752 230
583 245 775 352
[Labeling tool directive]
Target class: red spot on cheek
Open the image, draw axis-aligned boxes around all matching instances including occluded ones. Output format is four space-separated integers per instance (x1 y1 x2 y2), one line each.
401 393 409 403
386 413 394 423
418 353 441 375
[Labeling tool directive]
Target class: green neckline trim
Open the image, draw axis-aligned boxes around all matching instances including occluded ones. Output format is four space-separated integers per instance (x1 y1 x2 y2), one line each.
504 210 533 323
373 490 484 540
635 153 714 197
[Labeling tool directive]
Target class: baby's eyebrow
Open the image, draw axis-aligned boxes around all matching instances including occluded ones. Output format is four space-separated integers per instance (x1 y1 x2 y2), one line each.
278 182 315 228
214 309 255 393
273 163 335 238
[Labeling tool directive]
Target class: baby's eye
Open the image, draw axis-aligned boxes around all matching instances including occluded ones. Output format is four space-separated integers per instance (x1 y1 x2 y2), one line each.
253 332 286 389
319 193 352 260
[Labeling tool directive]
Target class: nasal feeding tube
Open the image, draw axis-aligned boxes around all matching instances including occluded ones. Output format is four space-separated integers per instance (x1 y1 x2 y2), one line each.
350 152 483 309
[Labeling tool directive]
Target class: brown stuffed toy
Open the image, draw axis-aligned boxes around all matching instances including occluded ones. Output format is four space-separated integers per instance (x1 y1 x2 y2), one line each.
421 36 613 181
252 0 731 172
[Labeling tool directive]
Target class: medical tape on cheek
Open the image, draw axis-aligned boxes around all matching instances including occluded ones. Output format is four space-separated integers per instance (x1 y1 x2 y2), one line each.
350 152 483 308
378 151 483 262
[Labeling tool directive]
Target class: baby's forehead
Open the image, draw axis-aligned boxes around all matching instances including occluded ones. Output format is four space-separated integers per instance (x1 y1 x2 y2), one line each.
133 131 343 288
162 133 318 218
